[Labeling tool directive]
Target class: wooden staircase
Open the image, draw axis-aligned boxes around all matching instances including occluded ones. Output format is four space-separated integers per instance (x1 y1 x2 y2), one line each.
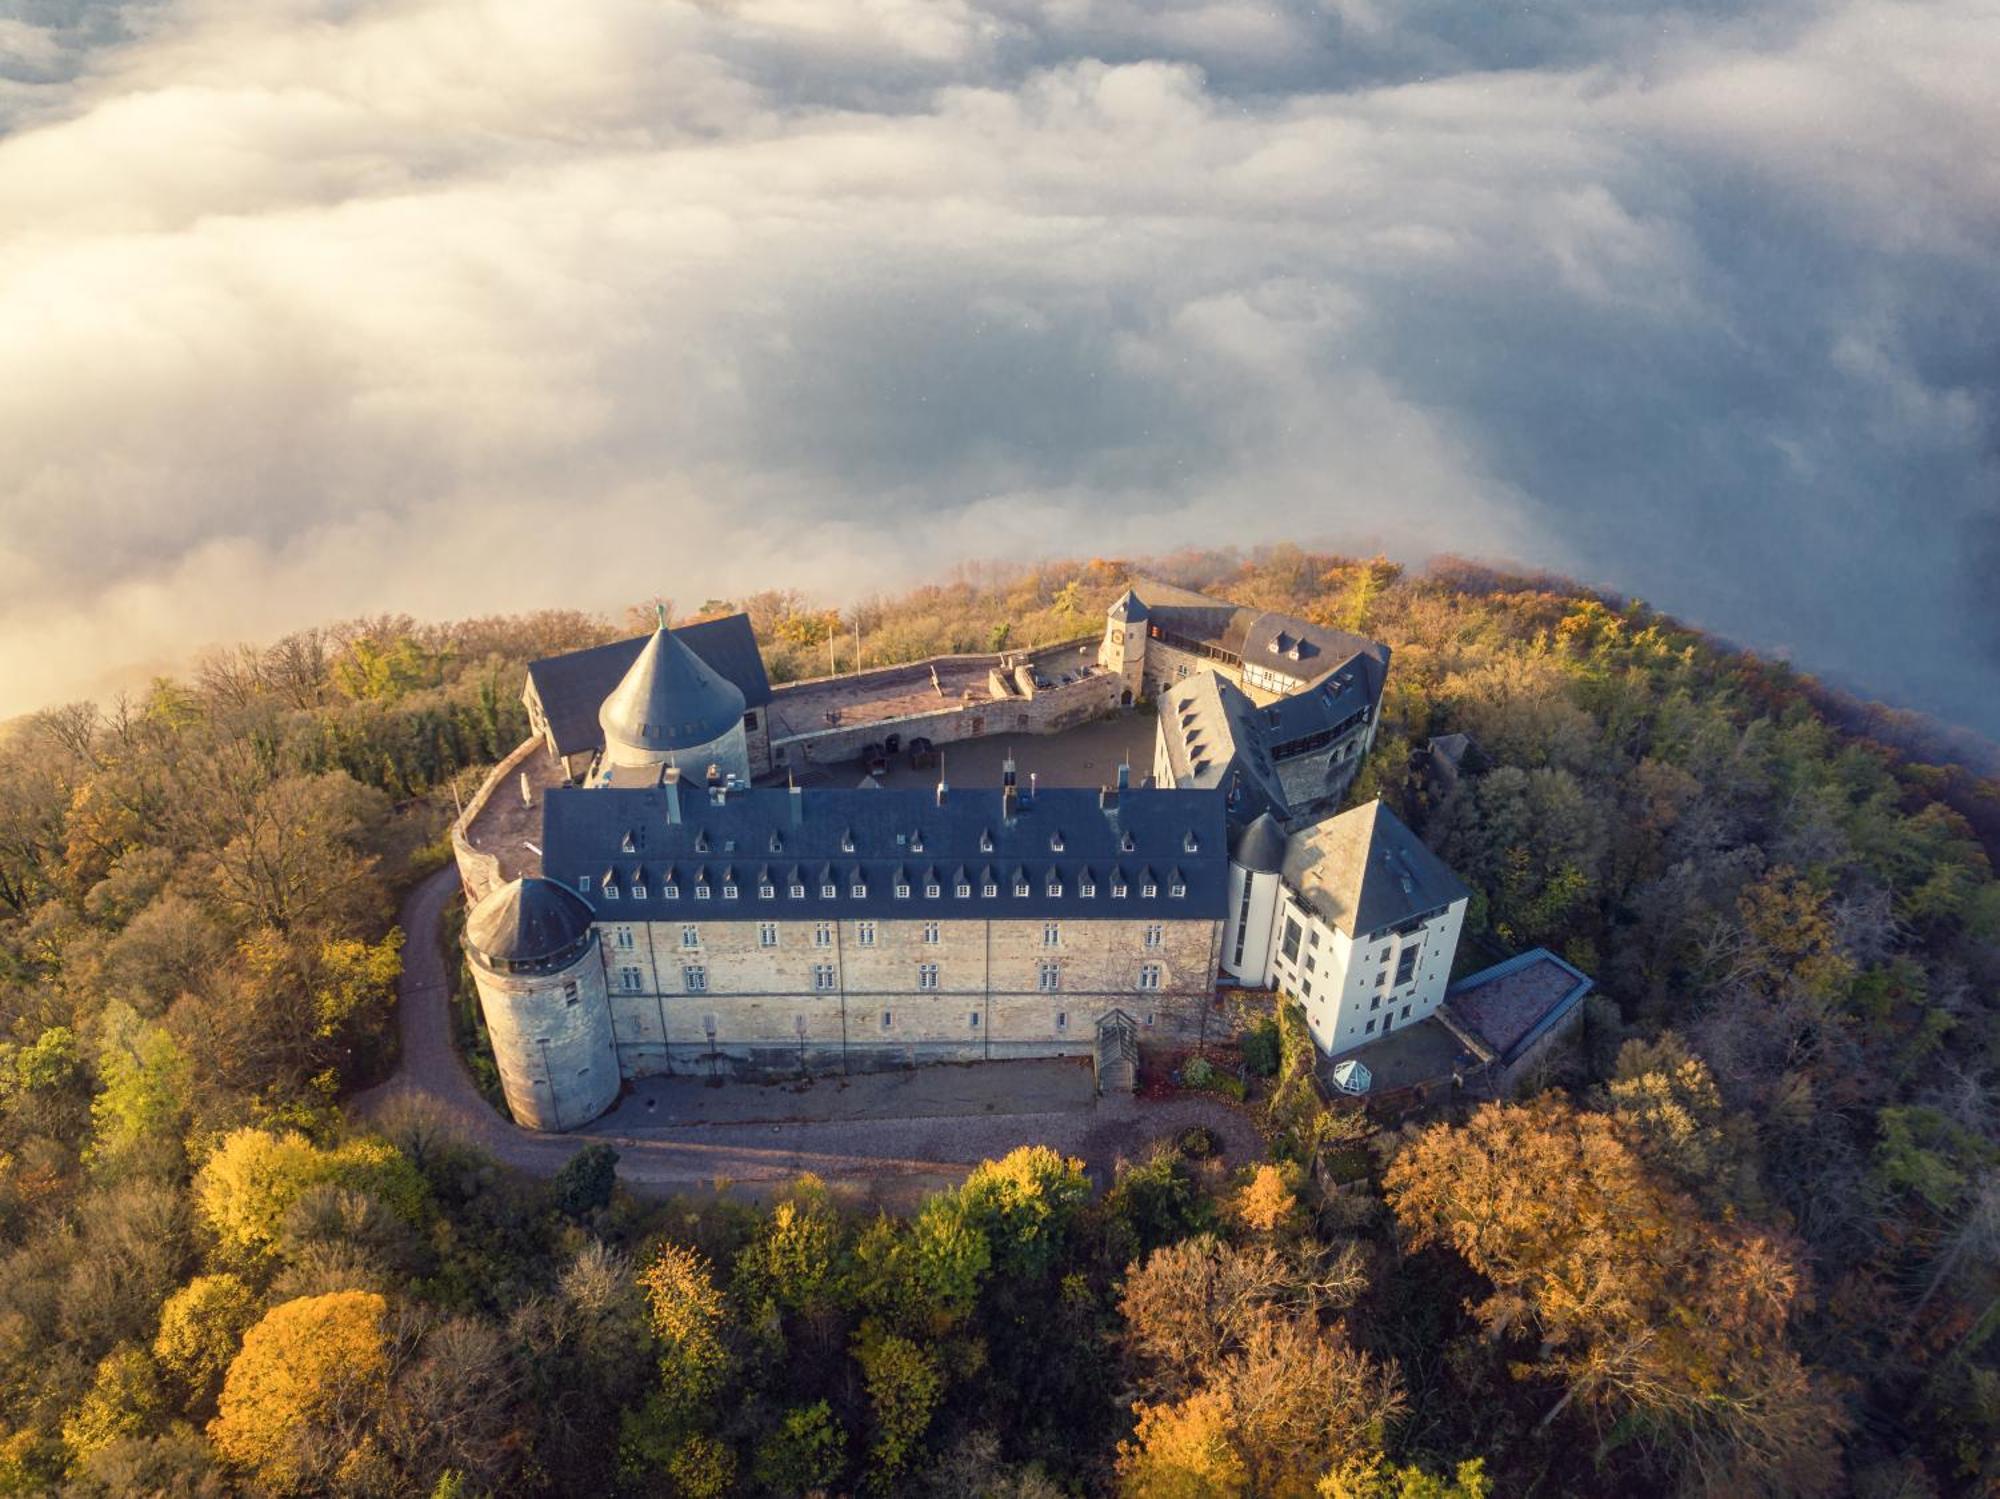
1095 1009 1139 1096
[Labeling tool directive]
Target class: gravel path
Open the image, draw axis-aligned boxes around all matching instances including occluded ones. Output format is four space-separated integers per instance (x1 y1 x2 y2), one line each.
350 868 1263 1204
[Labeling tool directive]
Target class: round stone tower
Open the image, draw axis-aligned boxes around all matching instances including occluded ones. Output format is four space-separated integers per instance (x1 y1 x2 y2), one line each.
463 877 620 1132
597 615 750 785
1222 811 1288 983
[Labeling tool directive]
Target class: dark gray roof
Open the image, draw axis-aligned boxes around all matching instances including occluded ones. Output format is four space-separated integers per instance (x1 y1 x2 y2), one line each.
465 877 596 971
1107 588 1149 624
1158 666 1376 829
526 615 772 759
1128 578 1390 698
1283 799 1470 938
599 626 748 755
540 782 1230 922
1231 812 1287 874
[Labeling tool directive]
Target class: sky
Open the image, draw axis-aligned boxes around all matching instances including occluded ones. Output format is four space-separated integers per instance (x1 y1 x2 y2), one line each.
1 0 1996 734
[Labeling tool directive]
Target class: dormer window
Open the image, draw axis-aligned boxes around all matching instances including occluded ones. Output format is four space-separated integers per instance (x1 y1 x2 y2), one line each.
925 883 941 898
1050 830 1065 852
979 830 994 853
759 883 775 899
956 882 972 898
664 883 679 899
633 885 647 900
895 883 911 899
1121 832 1136 852
841 829 856 853
822 883 838 899
1170 882 1186 898
1112 882 1128 898
982 883 998 898
911 831 925 852
578 875 592 893
695 884 710 900
620 831 637 853
790 883 806 899
851 883 867 898
694 831 709 853
1142 883 1158 899
604 884 619 900
769 832 783 853
722 884 738 899
1014 881 1031 897
1183 832 1199 853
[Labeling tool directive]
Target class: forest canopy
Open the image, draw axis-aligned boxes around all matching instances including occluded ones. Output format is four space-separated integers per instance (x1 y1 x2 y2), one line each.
0 548 1994 1496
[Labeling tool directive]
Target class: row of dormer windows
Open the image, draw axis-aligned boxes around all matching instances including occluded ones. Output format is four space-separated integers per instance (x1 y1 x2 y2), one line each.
615 921 1168 951
587 877 1184 902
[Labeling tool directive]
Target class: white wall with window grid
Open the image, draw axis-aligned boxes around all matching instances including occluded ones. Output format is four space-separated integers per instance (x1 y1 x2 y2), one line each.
1262 892 1467 1059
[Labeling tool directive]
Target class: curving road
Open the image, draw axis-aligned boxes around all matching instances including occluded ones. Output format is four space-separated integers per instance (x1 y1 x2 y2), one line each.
350 867 1263 1204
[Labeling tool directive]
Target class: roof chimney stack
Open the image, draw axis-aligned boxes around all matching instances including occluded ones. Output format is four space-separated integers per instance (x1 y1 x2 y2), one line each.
789 775 803 827
662 765 682 824
1116 760 1131 791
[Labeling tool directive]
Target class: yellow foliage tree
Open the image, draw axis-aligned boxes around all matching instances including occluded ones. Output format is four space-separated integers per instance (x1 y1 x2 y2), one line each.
155 1273 259 1407
1117 1388 1249 1498
194 1129 425 1262
1235 1164 1300 1235
637 1243 729 1416
209 1291 390 1493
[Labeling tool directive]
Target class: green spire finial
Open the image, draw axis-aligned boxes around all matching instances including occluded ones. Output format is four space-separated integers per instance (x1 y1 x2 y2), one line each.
655 599 667 631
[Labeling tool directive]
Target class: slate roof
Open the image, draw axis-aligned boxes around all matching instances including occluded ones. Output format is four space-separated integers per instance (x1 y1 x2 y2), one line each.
1231 812 1287 875
1107 588 1149 624
1129 577 1391 695
599 626 747 756
527 615 772 759
539 782 1230 923
1443 949 1593 1064
1158 665 1378 828
465 876 597 972
1282 799 1470 939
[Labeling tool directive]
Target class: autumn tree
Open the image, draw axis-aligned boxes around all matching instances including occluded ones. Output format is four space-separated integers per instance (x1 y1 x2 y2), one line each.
1384 1097 1845 1494
209 1291 391 1493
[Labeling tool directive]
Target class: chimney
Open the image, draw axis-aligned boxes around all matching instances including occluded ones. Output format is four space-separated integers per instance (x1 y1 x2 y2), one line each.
1001 752 1018 821
1099 783 1116 811
1116 761 1131 791
1027 771 1038 806
1002 753 1017 789
789 778 804 827
706 761 721 785
935 778 949 808
662 765 682 825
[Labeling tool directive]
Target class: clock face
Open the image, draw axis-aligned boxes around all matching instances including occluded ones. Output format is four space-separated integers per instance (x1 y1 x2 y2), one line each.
1110 628 1123 646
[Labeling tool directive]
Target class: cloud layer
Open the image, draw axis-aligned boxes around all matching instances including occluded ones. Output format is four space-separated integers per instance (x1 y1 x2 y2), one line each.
2 0 1996 731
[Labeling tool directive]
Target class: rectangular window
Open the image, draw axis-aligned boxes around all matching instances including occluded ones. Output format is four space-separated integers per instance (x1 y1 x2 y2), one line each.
1141 883 1158 899
895 883 910 899
1046 883 1062 898
758 922 778 948
1395 946 1419 986
1138 963 1162 990
760 883 775 899
563 980 581 1005
1400 1005 1411 1020
857 921 876 947
694 885 709 900
683 965 707 992
663 884 679 900
1111 882 1128 899
813 964 836 991
578 875 591 893
1014 882 1031 897
632 886 647 900
1144 923 1163 949
814 923 833 948
1280 917 1302 961
1055 1010 1068 1031
790 883 805 899
618 967 641 993
1043 921 1061 947
881 1010 893 1029
1169 883 1185 898
1365 1018 1377 1034
922 922 940 945
605 885 619 900
851 884 867 899
956 882 972 898
918 963 939 990
821 883 838 899
681 924 699 949
1038 961 1060 992
1079 883 1095 898
616 927 634 950
1303 954 1315 972
969 1012 981 1029
982 883 998 898
722 883 738 900
925 883 941 898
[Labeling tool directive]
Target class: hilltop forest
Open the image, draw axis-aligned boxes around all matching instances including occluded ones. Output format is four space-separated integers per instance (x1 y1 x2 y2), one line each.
0 548 1995 1497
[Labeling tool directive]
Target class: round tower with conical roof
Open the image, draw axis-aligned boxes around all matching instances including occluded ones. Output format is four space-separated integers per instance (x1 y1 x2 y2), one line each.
596 612 750 785
1222 810 1289 983
462 877 620 1131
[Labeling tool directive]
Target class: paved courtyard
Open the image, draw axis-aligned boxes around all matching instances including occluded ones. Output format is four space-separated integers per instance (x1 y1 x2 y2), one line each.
828 708 1160 792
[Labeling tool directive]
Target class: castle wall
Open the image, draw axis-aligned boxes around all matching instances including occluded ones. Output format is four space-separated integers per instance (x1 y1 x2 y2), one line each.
588 913 1220 1078
470 934 621 1131
452 736 544 904
772 671 1120 771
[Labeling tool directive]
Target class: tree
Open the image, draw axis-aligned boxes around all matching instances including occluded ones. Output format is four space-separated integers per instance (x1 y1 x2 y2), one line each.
1319 1457 1491 1499
205 773 390 934
208 1291 390 1493
752 1400 847 1496
194 1129 426 1263
61 1345 163 1466
154 1274 259 1411
549 1143 619 1220
1236 1164 1301 1236
854 1330 943 1490
952 1146 1090 1284
637 1243 730 1417
87 1004 192 1179
1116 1388 1247 1498
1384 1097 1845 1494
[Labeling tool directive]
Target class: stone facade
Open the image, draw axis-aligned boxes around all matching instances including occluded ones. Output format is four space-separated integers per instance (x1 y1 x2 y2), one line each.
468 931 621 1131
586 913 1218 1077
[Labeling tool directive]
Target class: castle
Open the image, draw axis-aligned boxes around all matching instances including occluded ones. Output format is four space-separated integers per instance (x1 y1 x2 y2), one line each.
454 580 1584 1131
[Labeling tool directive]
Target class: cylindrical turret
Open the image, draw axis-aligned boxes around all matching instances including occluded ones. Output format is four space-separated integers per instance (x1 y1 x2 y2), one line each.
597 622 750 785
463 877 620 1131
